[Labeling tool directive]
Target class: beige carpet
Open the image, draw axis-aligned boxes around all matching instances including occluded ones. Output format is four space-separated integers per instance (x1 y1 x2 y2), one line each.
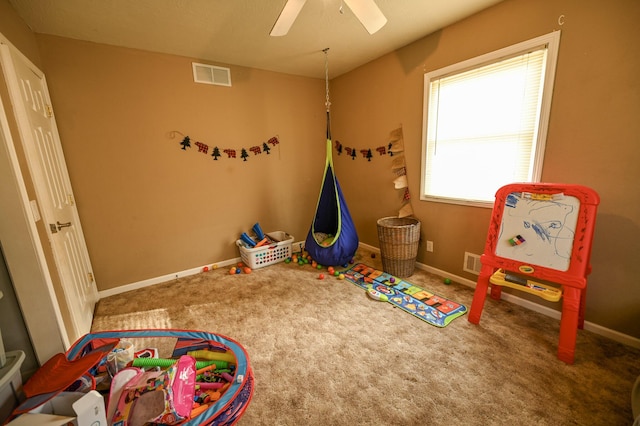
92 248 640 425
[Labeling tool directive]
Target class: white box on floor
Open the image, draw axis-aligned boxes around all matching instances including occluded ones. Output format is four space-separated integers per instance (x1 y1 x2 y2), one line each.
0 350 25 424
7 391 107 426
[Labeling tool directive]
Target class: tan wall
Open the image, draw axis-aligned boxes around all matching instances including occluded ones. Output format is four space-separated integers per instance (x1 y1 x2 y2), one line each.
331 0 640 337
4 0 639 340
0 0 40 66
35 35 326 290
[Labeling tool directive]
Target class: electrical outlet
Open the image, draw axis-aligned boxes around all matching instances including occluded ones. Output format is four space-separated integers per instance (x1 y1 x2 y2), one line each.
426 240 434 252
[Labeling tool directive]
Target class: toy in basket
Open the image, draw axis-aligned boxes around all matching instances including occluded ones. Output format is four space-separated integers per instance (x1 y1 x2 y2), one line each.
236 231 293 269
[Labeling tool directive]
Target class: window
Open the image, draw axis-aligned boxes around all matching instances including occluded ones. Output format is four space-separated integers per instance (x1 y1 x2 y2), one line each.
420 32 560 206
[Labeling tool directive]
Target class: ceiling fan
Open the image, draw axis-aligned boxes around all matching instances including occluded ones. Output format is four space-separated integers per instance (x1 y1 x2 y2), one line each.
270 0 387 36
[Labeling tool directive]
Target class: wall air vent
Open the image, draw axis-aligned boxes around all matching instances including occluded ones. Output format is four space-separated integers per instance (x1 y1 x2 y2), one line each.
463 252 482 275
192 62 231 87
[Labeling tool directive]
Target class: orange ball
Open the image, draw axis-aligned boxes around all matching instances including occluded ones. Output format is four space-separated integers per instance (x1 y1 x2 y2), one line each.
229 267 236 275
243 267 252 274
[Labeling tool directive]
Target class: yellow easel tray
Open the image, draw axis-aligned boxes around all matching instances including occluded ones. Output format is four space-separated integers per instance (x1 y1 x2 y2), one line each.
490 269 562 302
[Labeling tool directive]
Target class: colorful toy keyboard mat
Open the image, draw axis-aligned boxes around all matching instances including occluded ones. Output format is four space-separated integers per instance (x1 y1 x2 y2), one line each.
343 263 467 327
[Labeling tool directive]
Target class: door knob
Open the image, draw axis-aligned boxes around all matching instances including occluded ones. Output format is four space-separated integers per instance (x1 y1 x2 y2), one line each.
56 221 72 231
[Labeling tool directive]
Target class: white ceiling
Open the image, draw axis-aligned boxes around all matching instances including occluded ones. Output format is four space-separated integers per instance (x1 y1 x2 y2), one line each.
9 0 504 79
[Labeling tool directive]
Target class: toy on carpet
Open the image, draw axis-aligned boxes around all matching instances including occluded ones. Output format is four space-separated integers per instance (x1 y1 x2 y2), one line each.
284 248 362 288
343 263 467 327
366 284 389 302
229 263 252 275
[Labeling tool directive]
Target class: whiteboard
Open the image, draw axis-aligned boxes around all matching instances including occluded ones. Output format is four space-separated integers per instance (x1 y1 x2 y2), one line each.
495 191 580 271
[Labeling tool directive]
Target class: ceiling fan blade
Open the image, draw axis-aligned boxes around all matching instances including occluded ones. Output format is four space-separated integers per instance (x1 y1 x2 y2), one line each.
270 0 308 37
344 0 387 34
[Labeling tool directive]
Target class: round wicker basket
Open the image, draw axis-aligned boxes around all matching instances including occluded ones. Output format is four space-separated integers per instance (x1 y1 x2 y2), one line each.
376 216 421 277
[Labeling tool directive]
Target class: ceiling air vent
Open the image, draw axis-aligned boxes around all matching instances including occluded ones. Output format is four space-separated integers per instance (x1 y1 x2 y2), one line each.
192 62 231 87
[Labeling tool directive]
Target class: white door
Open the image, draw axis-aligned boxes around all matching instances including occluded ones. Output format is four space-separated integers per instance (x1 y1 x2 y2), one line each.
0 43 98 342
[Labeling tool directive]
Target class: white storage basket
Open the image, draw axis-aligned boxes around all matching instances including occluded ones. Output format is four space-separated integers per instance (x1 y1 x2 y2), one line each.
236 231 293 269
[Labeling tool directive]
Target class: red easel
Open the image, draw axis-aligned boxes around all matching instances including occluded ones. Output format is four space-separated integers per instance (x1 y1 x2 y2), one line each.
468 183 599 364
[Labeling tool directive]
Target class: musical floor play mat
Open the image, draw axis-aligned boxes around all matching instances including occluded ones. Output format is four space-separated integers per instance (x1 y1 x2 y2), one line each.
343 263 467 327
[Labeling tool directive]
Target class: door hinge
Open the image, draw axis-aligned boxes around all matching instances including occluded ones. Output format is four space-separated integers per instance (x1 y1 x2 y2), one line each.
68 194 75 206
46 104 53 118
88 272 94 283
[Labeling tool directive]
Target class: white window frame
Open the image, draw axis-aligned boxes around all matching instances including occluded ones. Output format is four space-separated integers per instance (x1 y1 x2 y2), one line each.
420 31 561 207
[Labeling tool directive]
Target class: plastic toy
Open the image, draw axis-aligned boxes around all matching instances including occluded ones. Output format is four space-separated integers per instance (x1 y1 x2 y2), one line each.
188 350 235 364
468 183 600 364
10 329 254 426
252 223 265 240
132 357 228 370
366 285 388 302
508 234 526 246
240 232 257 247
197 382 224 390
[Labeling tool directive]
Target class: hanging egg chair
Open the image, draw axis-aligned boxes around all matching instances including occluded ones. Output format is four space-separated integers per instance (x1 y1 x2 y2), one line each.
304 49 359 266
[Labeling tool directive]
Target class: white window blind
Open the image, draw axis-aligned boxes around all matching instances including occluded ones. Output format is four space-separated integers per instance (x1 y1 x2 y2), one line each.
421 33 559 206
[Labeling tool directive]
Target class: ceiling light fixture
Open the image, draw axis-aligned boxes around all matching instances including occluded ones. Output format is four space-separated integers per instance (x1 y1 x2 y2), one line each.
270 0 387 37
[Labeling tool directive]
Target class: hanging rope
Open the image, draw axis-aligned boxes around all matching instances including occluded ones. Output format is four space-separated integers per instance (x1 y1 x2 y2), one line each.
323 48 331 112
323 48 331 140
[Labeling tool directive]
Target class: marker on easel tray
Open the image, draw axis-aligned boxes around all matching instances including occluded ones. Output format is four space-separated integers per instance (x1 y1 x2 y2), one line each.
522 192 565 201
508 235 526 246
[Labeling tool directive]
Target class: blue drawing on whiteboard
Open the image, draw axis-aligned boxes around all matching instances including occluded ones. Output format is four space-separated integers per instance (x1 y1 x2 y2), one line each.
524 219 567 244
506 193 519 208
496 193 579 271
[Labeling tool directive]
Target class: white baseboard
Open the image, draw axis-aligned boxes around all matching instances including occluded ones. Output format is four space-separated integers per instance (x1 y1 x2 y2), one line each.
98 239 309 299
98 256 242 298
99 241 640 350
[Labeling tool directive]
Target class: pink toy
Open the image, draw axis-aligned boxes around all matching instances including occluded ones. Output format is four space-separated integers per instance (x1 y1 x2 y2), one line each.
197 382 224 390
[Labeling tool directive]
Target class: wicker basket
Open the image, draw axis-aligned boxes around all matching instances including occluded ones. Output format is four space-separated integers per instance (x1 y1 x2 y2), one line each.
377 216 421 277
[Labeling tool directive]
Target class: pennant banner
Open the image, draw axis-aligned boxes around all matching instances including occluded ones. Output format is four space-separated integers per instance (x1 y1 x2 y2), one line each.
334 126 414 217
386 127 413 217
170 131 279 162
389 127 414 217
